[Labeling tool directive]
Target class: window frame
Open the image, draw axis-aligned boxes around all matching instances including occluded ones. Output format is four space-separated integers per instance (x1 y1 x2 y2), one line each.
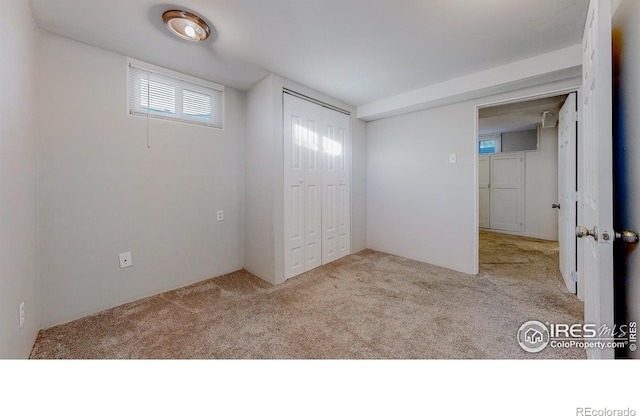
127 58 224 129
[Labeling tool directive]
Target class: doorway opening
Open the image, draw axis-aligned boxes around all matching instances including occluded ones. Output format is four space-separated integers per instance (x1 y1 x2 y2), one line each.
475 90 580 299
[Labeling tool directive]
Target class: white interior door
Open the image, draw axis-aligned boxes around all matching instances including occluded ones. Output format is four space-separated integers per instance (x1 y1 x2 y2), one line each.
284 94 322 280
579 0 614 359
322 107 351 264
490 153 524 232
478 155 490 229
558 92 578 294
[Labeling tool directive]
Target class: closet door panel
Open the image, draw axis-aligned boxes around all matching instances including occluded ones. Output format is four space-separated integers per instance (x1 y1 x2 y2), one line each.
304 117 322 271
284 112 304 279
478 155 490 229
322 109 350 263
284 94 322 279
322 120 338 264
489 153 524 232
335 120 350 259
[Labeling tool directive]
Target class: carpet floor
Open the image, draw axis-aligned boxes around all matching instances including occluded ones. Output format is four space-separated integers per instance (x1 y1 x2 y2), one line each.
30 230 585 359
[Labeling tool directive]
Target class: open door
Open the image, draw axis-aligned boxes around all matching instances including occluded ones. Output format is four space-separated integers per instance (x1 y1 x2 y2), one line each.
578 0 614 359
557 92 578 294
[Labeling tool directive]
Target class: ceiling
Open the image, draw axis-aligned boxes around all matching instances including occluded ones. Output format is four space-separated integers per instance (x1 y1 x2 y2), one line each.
28 0 588 107
479 95 567 135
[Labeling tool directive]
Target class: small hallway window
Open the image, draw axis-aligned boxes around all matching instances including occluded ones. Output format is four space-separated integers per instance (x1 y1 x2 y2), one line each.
478 134 501 154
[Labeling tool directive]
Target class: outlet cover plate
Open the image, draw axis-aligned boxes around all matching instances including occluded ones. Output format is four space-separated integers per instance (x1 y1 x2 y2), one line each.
119 252 133 269
217 210 224 221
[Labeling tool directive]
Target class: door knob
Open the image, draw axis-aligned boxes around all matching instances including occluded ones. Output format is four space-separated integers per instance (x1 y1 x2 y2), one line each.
615 230 639 244
576 225 598 241
552 204 561 209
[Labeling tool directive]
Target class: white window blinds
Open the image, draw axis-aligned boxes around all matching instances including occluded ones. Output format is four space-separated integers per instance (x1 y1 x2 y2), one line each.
128 63 224 129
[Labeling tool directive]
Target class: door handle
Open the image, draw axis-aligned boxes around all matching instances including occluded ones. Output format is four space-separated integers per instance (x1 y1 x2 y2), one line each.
552 204 561 209
576 225 598 241
615 230 639 244
576 226 638 243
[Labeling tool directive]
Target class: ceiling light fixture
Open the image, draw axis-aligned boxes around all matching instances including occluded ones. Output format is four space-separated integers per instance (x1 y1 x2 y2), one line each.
162 10 210 42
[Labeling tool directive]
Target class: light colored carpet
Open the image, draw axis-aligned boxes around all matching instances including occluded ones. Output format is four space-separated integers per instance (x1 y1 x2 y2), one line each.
30 230 584 359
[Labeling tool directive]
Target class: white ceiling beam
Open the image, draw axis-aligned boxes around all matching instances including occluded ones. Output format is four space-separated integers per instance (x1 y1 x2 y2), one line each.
357 44 582 121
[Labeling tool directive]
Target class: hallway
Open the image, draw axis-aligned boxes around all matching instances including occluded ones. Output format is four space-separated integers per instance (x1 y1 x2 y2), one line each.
479 230 584 339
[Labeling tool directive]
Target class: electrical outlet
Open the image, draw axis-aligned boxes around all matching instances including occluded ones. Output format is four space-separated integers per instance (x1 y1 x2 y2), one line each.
119 252 133 269
217 210 224 222
449 153 457 164
19 302 25 328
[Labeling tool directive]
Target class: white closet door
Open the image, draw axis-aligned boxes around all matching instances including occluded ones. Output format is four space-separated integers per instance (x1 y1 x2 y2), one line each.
478 155 491 229
490 153 524 232
322 108 351 264
284 94 322 280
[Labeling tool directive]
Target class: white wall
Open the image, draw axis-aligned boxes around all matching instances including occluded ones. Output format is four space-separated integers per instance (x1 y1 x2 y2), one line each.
244 75 276 283
351 119 367 252
501 129 537 152
37 32 246 327
523 126 558 240
0 0 40 358
367 101 476 274
367 79 578 275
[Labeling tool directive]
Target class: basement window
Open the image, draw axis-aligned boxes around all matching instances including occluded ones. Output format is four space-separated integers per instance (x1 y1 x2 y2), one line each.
478 134 501 154
128 60 224 129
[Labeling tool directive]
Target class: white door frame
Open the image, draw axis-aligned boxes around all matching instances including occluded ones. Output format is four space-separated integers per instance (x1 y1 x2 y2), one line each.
473 87 580 274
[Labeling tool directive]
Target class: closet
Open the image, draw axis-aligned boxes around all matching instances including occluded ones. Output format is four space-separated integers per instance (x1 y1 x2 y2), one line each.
478 152 524 233
283 93 351 279
245 74 354 285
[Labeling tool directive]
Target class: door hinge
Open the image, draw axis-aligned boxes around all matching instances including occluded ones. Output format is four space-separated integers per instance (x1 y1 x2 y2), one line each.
571 191 579 202
570 271 578 282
